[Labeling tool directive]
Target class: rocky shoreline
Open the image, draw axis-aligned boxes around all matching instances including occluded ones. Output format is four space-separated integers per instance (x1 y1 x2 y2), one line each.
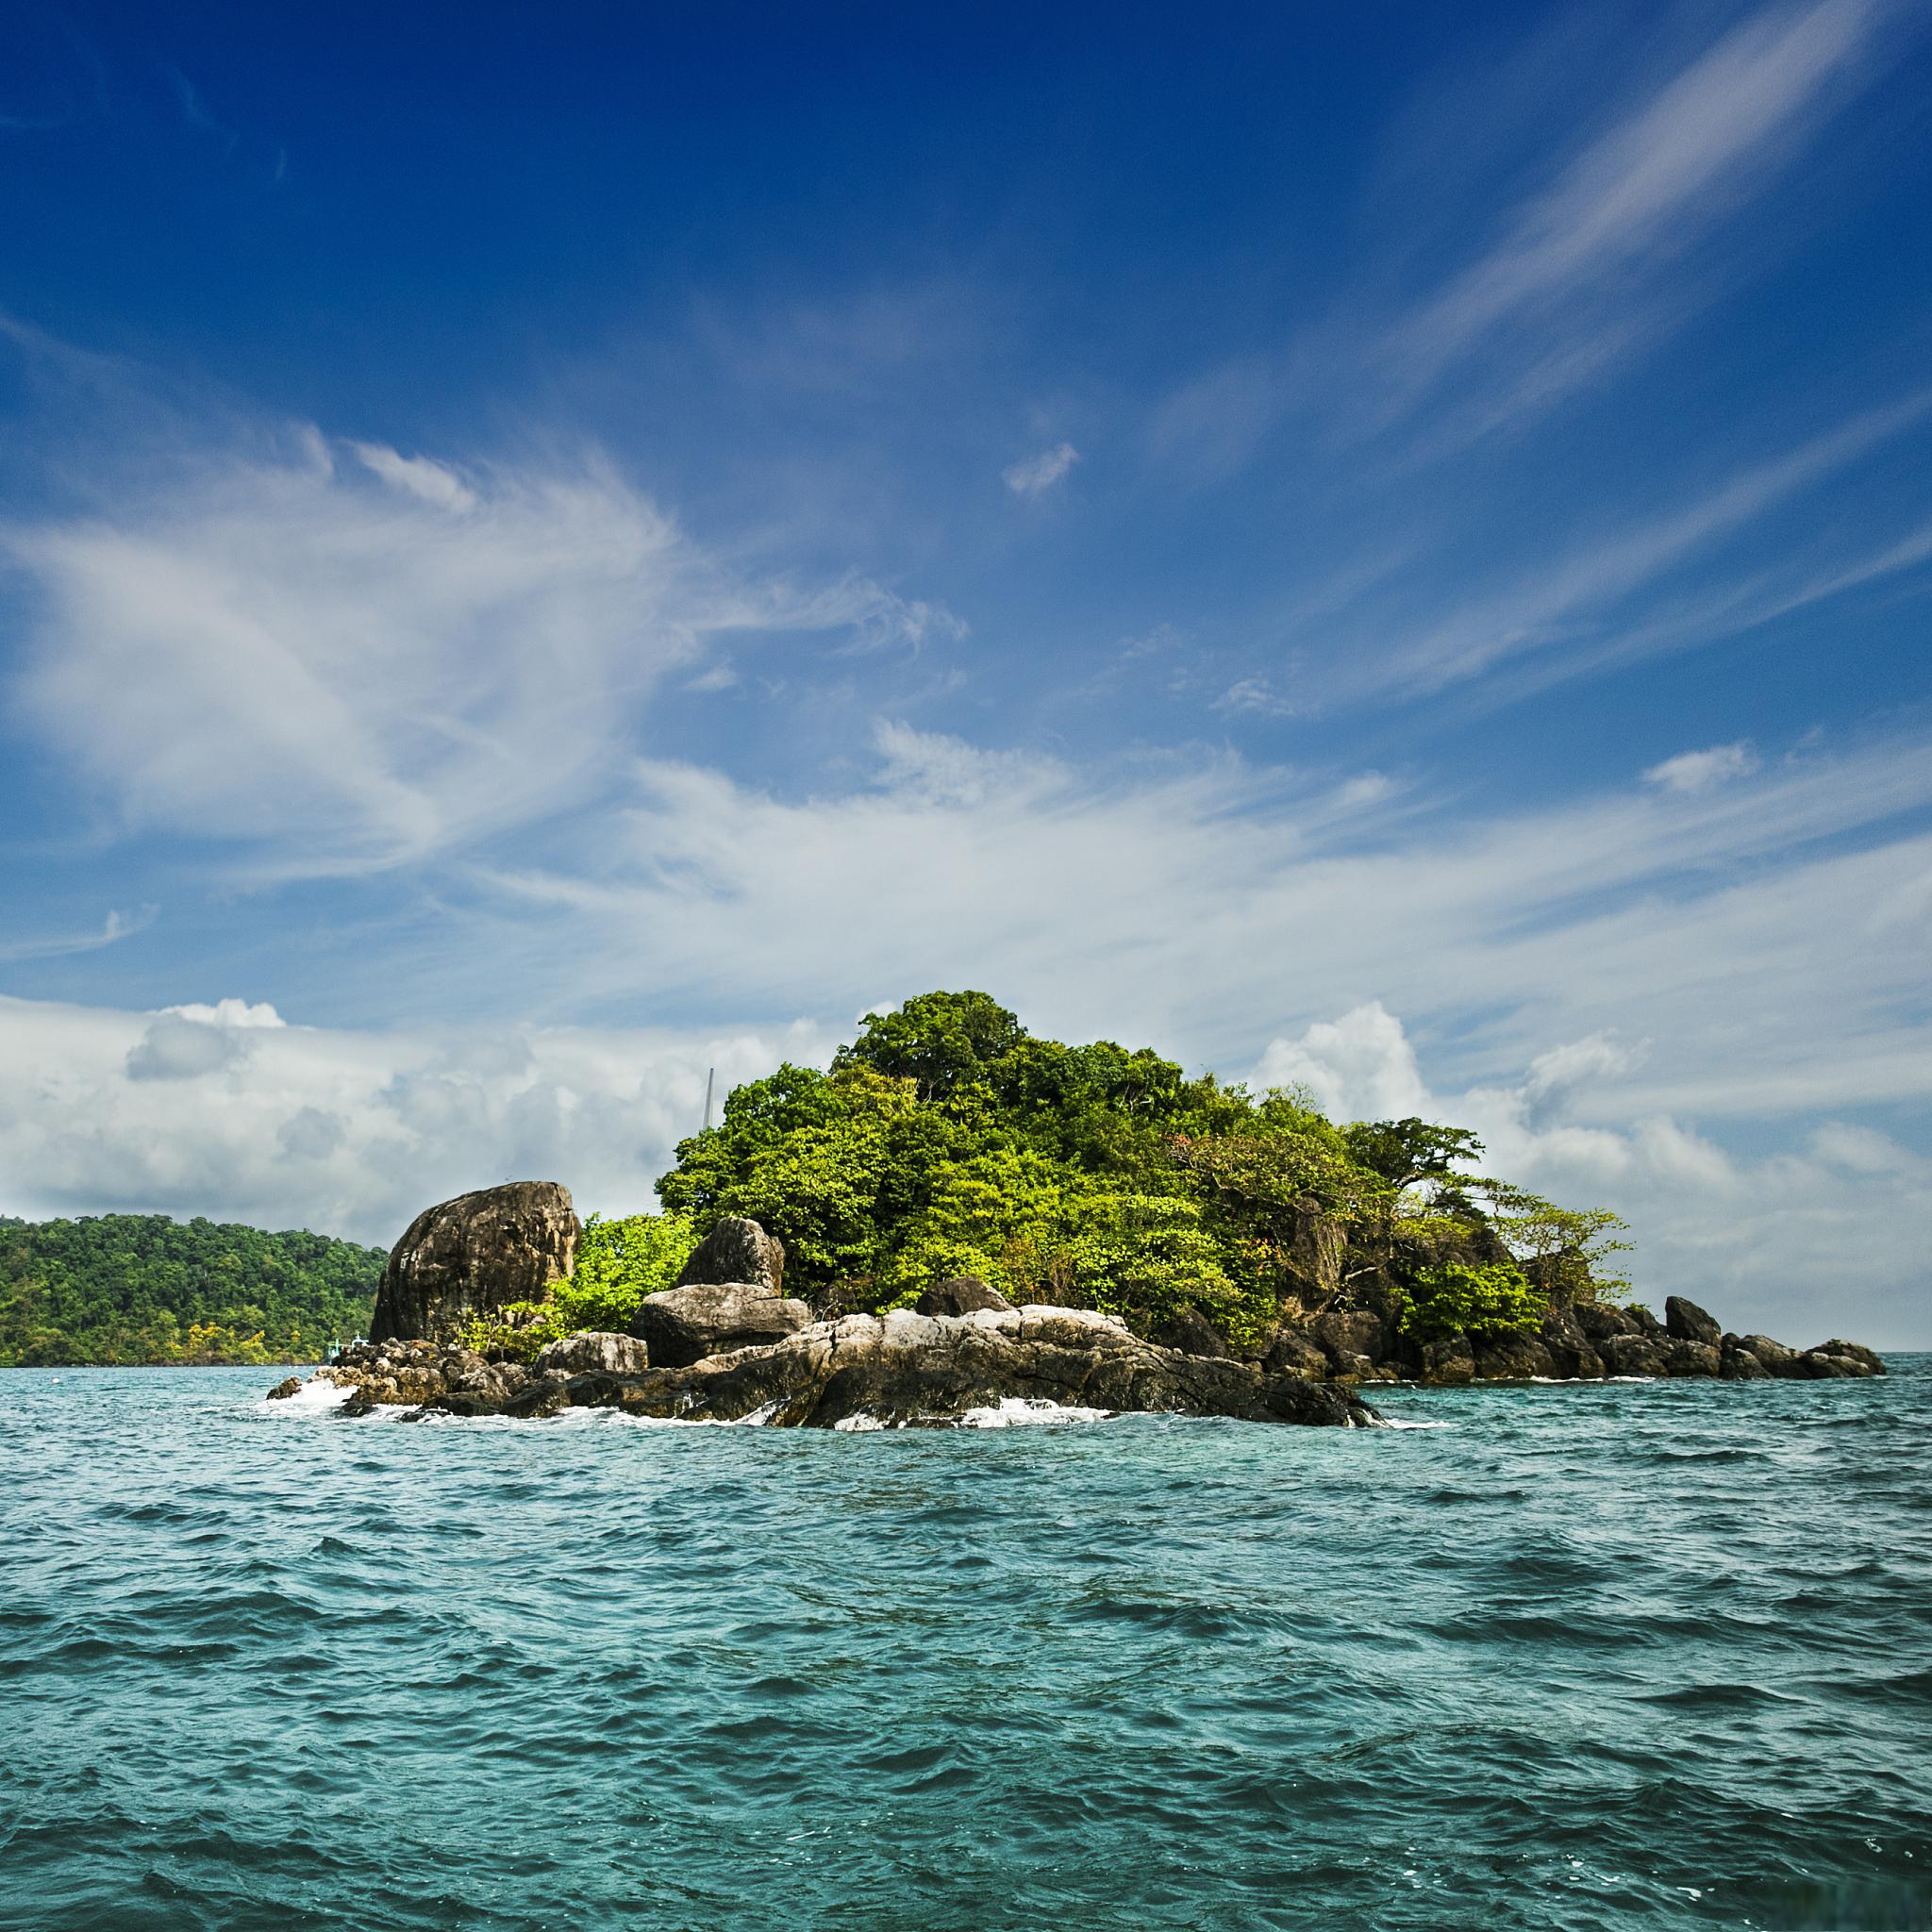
267 1183 1885 1429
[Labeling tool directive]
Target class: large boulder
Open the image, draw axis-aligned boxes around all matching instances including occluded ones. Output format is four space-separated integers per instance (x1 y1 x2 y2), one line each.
1574 1302 1635 1341
1598 1333 1669 1377
583 1306 1376 1428
533 1331 650 1377
1153 1307 1232 1358
629 1281 814 1368
1472 1334 1557 1380
1262 1326 1331 1378
1665 1295 1723 1346
1737 1332 1796 1373
675 1217 785 1295
369 1183 580 1344
1720 1342 1770 1380
1309 1307 1389 1370
1662 1340 1722 1377
915 1276 1015 1318
1539 1306 1606 1379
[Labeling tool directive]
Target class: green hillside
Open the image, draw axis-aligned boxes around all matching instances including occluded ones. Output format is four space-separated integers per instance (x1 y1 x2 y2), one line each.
0 1213 385 1366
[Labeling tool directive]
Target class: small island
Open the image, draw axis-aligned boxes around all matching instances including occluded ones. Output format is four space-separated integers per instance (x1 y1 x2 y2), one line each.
270 992 1884 1427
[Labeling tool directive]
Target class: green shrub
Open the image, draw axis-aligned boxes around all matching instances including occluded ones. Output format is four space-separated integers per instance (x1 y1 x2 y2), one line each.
1400 1258 1543 1341
460 1210 694 1360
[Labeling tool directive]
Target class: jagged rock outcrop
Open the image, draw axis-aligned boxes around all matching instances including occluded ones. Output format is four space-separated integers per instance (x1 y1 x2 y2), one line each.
275 1304 1376 1427
628 1281 814 1368
532 1331 649 1377
1665 1295 1723 1346
572 1307 1374 1428
916 1275 1015 1317
1153 1307 1232 1358
674 1217 786 1294
369 1183 580 1344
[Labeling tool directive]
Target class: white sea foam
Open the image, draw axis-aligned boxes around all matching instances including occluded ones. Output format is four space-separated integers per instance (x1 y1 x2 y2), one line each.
257 1376 353 1416
1375 1415 1452 1430
957 1397 1111 1428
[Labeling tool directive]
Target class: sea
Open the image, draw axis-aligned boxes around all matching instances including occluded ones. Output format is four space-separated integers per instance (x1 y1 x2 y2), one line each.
2 1361 1927 1932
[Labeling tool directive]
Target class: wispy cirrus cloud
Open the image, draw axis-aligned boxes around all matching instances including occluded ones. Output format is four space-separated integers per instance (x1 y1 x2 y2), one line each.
0 906 156 964
4 406 958 877
1374 0 1896 438
1313 385 1932 703
1003 441 1079 498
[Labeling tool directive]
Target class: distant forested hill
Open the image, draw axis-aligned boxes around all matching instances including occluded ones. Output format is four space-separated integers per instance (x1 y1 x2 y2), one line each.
0 1214 385 1366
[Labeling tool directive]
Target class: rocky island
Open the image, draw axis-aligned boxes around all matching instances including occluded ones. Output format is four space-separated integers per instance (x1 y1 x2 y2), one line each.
270 991 1884 1428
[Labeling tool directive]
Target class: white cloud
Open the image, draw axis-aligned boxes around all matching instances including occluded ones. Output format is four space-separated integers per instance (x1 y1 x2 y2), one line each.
1002 441 1079 498
0 907 155 964
0 991 828 1245
1340 387 1932 699
348 441 478 513
1252 1000 1930 1348
1380 0 1890 426
1643 741 1762 792
6 427 950 876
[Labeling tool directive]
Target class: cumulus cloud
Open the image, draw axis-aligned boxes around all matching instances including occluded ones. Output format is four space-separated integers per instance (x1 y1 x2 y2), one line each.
1643 741 1762 792
1002 441 1079 497
1252 1000 1930 1347
2 992 828 1244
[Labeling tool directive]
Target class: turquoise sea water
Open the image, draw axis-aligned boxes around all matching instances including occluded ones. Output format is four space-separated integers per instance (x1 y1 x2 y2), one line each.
2 1363 1928 1931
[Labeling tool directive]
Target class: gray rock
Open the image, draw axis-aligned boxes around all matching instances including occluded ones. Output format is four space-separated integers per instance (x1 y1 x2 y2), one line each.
1417 1333 1475 1385
369 1183 580 1344
1664 1295 1723 1346
1662 1340 1722 1377
1792 1347 1877 1378
1539 1306 1606 1379
1262 1326 1331 1378
629 1281 815 1368
1813 1338 1886 1374
1720 1344 1770 1380
914 1276 1015 1318
1598 1333 1669 1377
579 1306 1374 1428
675 1217 785 1295
1153 1307 1231 1358
265 1375 303 1400
1738 1332 1796 1372
1574 1302 1635 1341
1471 1335 1557 1380
533 1331 651 1377
1310 1307 1388 1369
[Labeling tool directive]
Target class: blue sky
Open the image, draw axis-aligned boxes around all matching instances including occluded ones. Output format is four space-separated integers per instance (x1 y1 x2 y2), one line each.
3 0 1929 1341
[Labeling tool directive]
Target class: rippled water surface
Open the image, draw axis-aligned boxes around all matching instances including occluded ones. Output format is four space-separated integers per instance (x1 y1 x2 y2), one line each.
3 1363 1929 1931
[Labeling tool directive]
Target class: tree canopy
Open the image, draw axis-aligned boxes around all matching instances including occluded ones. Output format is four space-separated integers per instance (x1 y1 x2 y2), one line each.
0 1214 385 1366
655 990 1624 1347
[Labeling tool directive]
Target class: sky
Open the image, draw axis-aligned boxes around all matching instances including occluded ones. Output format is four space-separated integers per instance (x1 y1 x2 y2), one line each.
2 0 1929 1344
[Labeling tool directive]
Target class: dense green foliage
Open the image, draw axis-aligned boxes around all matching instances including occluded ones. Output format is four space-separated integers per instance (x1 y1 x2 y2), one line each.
651 990 1624 1347
461 1210 695 1361
1400 1259 1544 1341
0 1214 385 1366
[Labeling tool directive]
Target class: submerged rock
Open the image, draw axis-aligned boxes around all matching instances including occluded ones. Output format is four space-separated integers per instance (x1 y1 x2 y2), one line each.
369 1182 580 1344
628 1281 815 1368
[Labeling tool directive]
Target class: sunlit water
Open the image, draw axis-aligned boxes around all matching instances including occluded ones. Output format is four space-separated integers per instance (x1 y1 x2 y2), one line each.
3 1361 1928 1930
